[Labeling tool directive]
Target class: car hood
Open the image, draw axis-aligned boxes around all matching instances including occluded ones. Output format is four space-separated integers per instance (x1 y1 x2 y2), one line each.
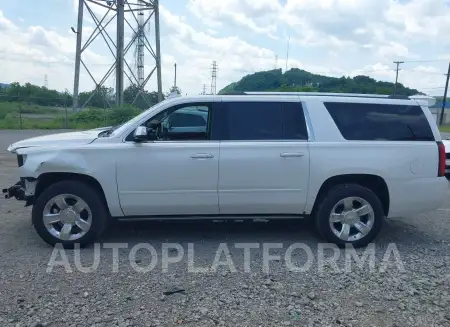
7 128 109 153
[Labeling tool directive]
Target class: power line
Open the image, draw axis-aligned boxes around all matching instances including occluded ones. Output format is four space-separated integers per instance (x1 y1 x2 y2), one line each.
402 69 447 75
0 56 113 66
420 86 446 90
401 59 448 63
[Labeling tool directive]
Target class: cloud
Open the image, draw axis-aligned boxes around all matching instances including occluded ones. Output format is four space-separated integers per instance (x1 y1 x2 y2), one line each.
188 0 282 36
1 1 450 98
0 10 17 32
0 10 111 91
158 5 280 92
377 42 410 59
347 63 447 95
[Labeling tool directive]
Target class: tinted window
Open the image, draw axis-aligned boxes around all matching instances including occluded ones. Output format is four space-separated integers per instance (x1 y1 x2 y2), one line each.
125 103 211 142
222 102 283 140
282 102 308 140
324 102 434 141
170 112 206 127
214 102 308 141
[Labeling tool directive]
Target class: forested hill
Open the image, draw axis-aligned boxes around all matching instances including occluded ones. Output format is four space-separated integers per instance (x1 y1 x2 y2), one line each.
219 68 419 96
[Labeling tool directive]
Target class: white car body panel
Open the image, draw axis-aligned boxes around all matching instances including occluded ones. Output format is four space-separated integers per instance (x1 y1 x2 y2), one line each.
115 141 220 216
14 140 124 217
218 141 310 214
7 129 107 152
5 94 448 221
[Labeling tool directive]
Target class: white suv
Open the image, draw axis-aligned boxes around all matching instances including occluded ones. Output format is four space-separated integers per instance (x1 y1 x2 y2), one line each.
3 92 448 248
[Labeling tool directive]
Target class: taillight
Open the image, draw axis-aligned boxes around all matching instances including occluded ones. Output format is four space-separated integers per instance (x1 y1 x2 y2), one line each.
437 141 445 177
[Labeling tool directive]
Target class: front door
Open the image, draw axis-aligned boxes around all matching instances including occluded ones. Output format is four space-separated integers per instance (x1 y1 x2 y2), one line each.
116 103 219 216
215 100 310 215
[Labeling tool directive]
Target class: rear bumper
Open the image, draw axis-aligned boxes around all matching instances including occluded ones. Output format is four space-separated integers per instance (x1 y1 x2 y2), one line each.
2 180 26 201
388 177 449 218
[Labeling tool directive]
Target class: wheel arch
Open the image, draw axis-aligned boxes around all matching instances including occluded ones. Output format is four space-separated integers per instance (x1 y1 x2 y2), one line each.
311 174 390 217
34 172 111 216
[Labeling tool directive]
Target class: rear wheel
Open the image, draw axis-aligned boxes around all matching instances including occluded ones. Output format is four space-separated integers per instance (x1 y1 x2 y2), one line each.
314 183 384 248
32 181 108 248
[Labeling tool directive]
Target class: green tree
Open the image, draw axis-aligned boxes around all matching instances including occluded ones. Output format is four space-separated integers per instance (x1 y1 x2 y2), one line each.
124 85 162 109
166 86 182 97
218 68 419 96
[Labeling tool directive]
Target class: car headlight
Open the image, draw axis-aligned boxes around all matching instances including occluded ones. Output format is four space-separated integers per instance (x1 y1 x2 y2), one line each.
17 154 26 167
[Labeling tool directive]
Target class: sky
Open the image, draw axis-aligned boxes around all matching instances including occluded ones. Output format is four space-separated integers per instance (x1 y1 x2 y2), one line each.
1 0 450 96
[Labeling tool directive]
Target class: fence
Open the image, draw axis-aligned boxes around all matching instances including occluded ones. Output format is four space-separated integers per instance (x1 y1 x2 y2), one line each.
0 94 145 130
2 93 450 131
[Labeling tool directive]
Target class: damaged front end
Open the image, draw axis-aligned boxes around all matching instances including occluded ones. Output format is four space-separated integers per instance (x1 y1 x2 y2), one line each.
2 178 36 206
3 180 25 200
4 141 91 208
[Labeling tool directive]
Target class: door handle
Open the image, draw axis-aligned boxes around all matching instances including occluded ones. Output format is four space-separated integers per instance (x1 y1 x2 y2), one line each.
280 152 304 158
190 153 214 159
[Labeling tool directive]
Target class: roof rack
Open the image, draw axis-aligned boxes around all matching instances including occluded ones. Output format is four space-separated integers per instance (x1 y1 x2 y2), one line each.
242 91 409 99
220 91 247 95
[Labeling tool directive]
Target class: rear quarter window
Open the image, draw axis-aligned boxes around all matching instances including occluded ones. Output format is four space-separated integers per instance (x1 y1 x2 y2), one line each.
324 102 435 141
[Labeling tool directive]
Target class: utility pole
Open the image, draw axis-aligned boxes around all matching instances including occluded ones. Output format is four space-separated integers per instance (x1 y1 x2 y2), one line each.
211 61 218 95
285 36 290 73
439 62 450 126
393 61 404 95
116 0 125 106
72 0 84 112
72 0 163 109
174 63 177 88
154 0 163 102
136 12 145 86
202 84 206 95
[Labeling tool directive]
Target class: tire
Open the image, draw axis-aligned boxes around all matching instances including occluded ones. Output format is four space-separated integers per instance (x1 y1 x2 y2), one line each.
32 180 109 248
314 183 384 248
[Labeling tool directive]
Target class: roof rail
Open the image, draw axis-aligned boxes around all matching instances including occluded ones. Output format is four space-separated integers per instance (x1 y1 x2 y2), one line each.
387 94 410 99
243 91 409 99
220 91 247 95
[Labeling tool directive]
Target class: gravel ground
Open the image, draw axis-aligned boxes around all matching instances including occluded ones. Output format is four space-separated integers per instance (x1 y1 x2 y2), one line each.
1 130 450 327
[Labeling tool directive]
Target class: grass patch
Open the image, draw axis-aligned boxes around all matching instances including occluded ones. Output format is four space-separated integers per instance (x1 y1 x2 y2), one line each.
439 125 450 133
0 104 142 130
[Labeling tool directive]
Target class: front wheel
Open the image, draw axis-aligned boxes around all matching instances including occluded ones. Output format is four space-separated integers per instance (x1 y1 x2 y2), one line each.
314 184 384 248
32 181 109 248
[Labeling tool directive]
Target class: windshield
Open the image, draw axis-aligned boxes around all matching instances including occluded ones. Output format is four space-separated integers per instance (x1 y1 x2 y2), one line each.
108 99 169 137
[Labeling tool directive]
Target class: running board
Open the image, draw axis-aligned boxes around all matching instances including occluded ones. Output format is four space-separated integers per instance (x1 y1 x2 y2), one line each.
114 214 306 222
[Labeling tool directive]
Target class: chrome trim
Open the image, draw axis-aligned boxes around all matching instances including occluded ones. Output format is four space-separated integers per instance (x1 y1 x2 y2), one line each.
301 100 315 142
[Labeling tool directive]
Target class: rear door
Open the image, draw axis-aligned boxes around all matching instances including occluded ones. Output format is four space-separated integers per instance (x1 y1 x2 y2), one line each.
214 99 310 215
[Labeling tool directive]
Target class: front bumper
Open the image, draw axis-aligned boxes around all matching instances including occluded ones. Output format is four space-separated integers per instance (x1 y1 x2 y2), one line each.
2 180 26 201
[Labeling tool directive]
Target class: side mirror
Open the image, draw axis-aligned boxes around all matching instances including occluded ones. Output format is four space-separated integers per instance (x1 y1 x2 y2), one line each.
133 126 148 142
